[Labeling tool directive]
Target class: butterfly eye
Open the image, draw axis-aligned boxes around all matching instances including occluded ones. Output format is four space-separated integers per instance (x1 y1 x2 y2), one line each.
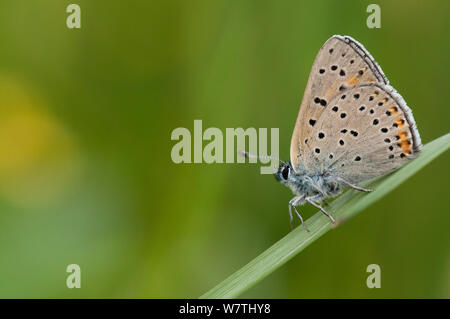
282 165 290 180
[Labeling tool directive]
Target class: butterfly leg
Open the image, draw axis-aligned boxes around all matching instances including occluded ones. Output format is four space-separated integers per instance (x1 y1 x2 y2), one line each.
288 204 294 231
337 177 373 193
289 196 309 232
305 196 336 224
292 206 310 232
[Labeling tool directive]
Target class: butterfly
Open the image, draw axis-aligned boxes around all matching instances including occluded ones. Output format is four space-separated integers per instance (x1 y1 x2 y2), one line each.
245 35 422 231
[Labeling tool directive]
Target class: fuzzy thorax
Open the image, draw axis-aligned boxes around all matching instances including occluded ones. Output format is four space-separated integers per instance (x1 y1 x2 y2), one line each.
275 161 343 199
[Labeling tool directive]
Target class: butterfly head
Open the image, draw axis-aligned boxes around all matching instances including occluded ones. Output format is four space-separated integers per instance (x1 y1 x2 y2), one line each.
274 161 323 197
274 161 293 185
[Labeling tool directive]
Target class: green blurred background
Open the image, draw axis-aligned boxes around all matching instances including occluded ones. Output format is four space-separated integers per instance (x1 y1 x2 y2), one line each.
0 0 448 298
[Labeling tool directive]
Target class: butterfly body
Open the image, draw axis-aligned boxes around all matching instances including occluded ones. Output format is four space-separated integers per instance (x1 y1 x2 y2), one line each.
273 35 421 231
275 162 342 199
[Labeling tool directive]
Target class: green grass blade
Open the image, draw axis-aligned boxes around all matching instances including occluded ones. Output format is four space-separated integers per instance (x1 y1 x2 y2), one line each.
200 133 450 299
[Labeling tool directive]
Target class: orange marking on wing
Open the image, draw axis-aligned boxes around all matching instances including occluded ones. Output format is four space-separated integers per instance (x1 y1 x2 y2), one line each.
346 74 360 86
389 106 399 114
399 140 410 150
398 131 408 140
396 117 405 128
325 83 339 100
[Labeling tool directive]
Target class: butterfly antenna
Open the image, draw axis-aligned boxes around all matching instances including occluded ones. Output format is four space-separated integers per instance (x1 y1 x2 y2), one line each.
238 150 285 164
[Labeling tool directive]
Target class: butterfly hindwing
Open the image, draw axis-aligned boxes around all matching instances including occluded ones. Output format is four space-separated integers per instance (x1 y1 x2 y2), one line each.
301 83 421 184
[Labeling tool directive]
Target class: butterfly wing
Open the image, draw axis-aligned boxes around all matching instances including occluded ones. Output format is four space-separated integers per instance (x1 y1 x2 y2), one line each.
290 35 389 172
300 83 421 184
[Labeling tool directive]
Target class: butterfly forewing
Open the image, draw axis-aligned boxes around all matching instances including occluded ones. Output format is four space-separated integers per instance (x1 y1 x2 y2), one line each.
290 35 390 172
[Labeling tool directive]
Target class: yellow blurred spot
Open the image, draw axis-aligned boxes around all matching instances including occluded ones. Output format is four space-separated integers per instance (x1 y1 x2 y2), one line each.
0 75 81 208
